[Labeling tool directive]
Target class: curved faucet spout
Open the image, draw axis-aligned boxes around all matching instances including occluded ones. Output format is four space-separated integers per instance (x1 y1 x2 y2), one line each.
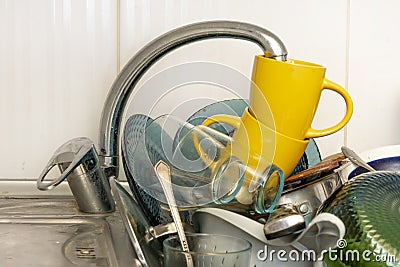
99 20 288 178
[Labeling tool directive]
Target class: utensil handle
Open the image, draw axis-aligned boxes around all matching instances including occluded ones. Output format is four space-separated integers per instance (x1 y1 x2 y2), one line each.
341 146 376 172
155 161 194 267
305 79 353 138
285 153 346 184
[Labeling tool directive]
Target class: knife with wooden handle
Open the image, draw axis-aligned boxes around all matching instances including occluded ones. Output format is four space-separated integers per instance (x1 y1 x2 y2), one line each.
285 153 346 184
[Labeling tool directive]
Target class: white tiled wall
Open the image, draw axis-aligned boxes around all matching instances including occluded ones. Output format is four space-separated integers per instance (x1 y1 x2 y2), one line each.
1 0 399 179
0 0 117 178
347 0 400 150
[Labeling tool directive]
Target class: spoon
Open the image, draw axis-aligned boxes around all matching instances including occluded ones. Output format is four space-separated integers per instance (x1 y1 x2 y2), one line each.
154 160 194 267
341 146 376 172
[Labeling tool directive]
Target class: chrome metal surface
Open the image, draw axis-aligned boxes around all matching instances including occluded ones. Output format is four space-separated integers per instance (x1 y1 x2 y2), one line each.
277 172 343 225
105 179 163 267
145 222 193 242
37 137 114 213
0 194 137 267
109 177 149 267
99 20 288 178
263 204 305 240
341 145 376 172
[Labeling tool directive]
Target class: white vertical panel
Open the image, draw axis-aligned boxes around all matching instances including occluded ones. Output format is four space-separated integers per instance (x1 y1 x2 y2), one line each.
0 0 117 178
347 0 400 152
119 0 348 157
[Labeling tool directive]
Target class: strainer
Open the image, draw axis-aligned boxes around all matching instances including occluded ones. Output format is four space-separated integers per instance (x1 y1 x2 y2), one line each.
122 113 183 225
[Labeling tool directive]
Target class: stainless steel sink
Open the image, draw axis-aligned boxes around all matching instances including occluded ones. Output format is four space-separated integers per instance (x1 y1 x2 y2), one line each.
0 179 138 267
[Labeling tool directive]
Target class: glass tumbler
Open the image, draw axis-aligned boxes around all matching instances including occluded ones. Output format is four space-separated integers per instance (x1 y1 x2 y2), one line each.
163 233 252 267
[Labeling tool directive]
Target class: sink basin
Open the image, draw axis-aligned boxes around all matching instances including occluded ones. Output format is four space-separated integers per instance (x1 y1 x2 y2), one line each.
0 179 138 267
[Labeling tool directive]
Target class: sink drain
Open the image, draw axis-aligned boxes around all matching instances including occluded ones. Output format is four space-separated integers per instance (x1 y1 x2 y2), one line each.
75 247 96 259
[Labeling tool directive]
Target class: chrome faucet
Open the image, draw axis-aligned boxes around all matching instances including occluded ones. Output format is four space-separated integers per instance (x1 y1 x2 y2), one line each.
98 20 288 178
37 137 115 213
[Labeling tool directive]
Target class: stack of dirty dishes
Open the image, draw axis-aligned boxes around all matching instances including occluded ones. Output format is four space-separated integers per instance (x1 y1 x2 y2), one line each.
194 55 353 203
123 56 354 264
125 55 354 220
127 111 283 216
122 99 284 267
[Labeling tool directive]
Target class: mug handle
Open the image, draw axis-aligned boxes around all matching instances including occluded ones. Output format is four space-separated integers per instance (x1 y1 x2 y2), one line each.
305 79 353 139
193 114 242 168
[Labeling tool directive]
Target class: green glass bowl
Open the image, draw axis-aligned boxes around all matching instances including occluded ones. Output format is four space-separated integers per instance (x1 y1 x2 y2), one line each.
320 171 400 267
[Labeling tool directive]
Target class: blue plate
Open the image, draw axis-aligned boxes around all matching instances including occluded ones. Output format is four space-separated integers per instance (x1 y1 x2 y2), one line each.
348 156 400 179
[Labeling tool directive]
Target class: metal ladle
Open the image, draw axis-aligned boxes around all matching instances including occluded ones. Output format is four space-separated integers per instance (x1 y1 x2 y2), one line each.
341 146 376 172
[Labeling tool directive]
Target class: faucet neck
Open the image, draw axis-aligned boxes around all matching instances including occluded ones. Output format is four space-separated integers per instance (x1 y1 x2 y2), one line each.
99 20 288 178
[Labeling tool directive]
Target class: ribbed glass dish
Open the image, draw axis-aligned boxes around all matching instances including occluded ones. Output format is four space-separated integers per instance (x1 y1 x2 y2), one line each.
320 171 400 267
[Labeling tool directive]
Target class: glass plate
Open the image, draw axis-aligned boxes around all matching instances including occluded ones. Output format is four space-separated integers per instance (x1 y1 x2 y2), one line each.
320 171 400 266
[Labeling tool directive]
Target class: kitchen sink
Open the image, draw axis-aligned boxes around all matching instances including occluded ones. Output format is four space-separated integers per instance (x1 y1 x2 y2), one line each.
0 179 138 267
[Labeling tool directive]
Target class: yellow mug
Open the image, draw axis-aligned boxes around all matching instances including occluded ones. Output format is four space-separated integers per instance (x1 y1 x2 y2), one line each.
250 56 353 139
194 107 309 188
